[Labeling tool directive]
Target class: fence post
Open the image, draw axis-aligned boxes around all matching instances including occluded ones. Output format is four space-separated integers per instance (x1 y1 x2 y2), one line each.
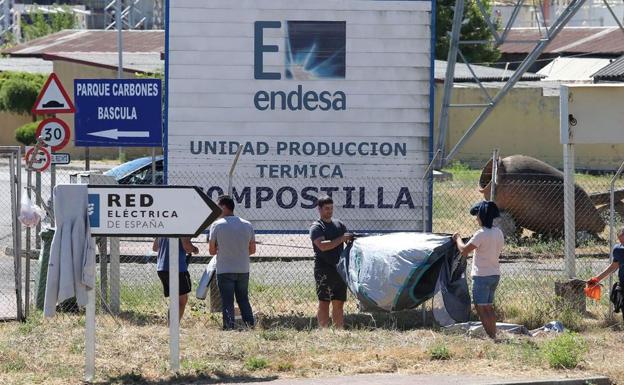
110 237 121 315
25 170 32 318
421 149 441 232
563 143 576 279
169 238 180 371
35 172 41 250
490 149 499 202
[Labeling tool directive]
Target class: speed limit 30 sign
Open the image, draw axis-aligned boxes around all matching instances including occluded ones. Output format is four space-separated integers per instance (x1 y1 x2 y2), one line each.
36 118 70 152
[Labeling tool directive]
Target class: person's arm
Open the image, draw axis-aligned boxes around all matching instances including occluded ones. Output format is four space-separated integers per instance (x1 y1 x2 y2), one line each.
248 228 256 255
588 261 620 286
313 234 351 252
181 237 199 254
208 224 218 256
452 233 477 257
152 238 160 252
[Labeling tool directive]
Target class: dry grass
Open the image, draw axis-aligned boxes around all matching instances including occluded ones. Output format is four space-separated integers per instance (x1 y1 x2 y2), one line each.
0 311 622 385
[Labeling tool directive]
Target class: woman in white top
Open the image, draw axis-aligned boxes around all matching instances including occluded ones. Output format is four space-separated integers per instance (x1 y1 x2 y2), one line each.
452 201 504 340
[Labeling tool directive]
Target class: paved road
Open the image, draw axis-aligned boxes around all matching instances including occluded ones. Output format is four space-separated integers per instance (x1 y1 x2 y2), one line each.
235 374 611 385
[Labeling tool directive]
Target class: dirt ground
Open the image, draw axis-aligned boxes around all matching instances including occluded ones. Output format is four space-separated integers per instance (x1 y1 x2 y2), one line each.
0 312 622 385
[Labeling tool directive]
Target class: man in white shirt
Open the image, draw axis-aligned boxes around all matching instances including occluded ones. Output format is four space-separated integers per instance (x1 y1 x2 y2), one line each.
452 201 504 339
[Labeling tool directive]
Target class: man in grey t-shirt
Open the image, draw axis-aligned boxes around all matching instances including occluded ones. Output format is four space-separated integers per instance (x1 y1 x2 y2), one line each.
209 195 256 330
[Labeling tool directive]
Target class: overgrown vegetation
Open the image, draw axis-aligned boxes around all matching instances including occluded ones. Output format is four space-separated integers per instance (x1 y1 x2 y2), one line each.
542 332 587 369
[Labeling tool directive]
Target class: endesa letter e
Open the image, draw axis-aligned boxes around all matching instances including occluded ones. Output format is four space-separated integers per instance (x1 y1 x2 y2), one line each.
254 21 282 80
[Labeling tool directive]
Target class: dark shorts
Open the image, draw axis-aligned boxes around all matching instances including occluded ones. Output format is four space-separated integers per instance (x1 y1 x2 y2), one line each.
314 266 347 302
157 271 192 298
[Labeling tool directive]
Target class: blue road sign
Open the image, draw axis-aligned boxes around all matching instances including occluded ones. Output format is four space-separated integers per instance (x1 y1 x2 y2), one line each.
74 79 162 147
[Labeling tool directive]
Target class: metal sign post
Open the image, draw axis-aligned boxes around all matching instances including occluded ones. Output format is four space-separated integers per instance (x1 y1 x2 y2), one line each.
83 185 221 380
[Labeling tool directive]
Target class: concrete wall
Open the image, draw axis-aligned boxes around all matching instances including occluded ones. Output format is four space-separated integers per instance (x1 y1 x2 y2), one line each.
434 83 624 171
53 60 161 160
0 112 37 146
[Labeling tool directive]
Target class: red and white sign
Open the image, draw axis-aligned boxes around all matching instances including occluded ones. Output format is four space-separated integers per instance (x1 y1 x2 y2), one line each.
36 118 71 152
32 73 75 115
25 146 51 172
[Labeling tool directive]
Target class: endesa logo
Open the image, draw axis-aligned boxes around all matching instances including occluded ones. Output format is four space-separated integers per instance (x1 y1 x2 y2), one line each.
254 21 346 112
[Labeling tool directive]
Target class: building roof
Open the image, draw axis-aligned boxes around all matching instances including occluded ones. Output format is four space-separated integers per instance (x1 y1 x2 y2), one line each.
435 60 543 82
499 27 624 56
2 29 164 57
536 57 611 81
592 55 624 81
0 57 52 74
43 52 162 74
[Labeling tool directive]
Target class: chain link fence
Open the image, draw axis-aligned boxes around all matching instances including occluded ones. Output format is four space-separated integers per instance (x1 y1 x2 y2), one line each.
6 158 624 328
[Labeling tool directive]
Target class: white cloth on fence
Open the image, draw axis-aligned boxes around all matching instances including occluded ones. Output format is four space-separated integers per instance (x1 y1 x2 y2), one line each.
44 184 96 318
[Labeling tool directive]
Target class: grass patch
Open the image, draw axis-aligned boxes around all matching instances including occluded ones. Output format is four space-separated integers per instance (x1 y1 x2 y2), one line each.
0 353 26 373
245 356 269 371
428 342 452 361
260 329 288 341
542 332 587 369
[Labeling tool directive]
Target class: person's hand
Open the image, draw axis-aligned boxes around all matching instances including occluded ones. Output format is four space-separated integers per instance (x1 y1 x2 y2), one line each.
452 233 460 242
587 277 600 287
343 233 354 243
192 246 199 254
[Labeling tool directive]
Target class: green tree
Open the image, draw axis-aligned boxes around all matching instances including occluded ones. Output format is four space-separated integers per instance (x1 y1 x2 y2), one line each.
0 72 45 115
21 7 76 42
436 0 501 64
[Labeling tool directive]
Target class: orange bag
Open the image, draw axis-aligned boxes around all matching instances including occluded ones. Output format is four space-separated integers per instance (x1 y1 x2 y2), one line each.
584 284 602 301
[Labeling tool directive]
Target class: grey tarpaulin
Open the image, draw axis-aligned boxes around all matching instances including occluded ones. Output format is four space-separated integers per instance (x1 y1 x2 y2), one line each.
337 232 469 314
432 242 471 326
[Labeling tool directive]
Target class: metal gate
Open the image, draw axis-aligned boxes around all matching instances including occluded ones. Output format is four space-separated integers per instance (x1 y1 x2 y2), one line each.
0 147 22 321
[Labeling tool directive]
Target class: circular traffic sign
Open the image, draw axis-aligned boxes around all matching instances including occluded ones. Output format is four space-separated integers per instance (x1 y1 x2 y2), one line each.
36 118 70 152
25 146 51 172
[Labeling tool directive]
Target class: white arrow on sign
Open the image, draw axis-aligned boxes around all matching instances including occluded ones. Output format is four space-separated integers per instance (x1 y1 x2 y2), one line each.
87 186 222 237
88 129 150 140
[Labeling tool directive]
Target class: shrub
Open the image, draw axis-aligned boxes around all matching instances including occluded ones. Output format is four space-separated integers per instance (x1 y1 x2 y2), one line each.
244 356 269 371
0 78 41 114
15 121 39 145
542 331 587 369
428 343 452 360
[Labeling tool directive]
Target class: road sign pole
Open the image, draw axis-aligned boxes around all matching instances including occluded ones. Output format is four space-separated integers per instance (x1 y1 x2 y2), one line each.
117 0 124 162
169 238 180 372
85 262 96 382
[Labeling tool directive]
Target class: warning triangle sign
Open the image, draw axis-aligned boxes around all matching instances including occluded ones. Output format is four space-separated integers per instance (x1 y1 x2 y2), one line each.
32 73 76 115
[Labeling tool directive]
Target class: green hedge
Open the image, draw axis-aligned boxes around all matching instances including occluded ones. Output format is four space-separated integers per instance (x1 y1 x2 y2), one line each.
15 121 39 146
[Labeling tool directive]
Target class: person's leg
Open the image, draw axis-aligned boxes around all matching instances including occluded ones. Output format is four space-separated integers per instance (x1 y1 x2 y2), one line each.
331 300 345 329
317 301 330 327
179 293 188 320
178 272 192 320
315 268 332 328
475 304 497 339
472 276 497 339
234 273 254 328
217 274 236 330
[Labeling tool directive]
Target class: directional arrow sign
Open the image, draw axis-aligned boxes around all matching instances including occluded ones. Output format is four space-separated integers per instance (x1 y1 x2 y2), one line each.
88 186 222 237
88 129 150 140
74 79 162 147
